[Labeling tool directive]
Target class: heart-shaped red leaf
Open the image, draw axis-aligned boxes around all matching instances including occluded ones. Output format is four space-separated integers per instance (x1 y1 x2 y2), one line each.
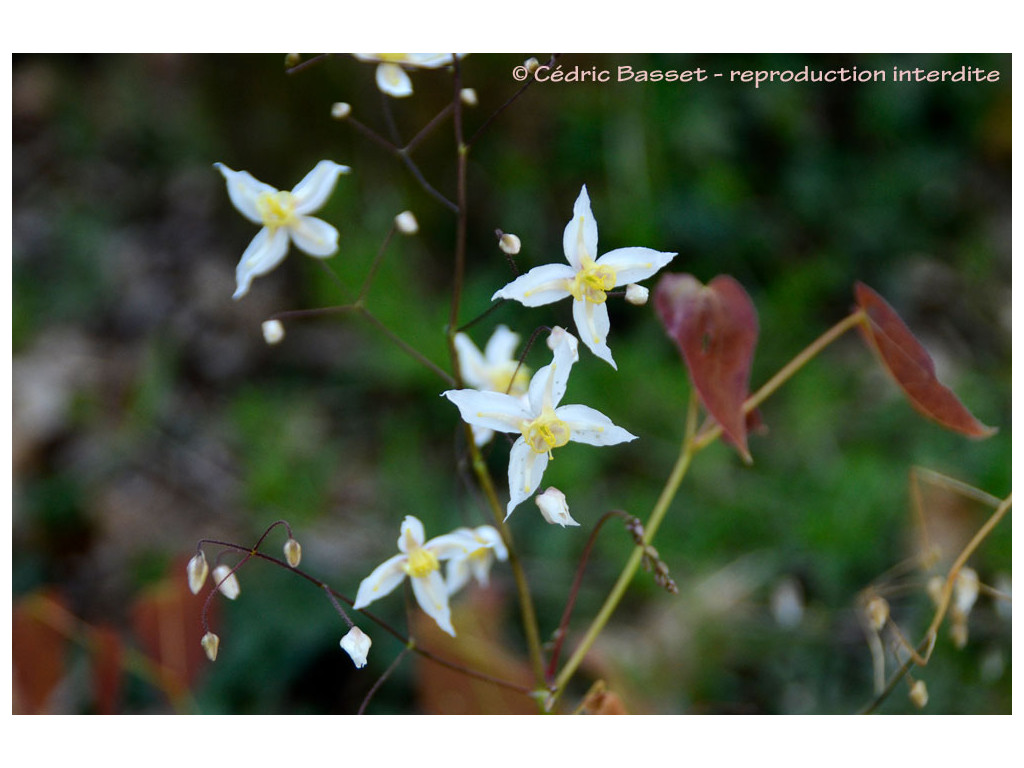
854 282 996 438
655 273 759 461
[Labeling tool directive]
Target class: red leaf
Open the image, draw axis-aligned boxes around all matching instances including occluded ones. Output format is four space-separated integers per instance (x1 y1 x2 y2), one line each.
12 591 69 713
854 282 996 438
655 273 759 461
92 626 123 715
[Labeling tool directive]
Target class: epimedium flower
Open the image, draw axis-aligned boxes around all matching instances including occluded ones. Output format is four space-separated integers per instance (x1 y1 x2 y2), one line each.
454 324 531 446
214 160 350 300
351 54 465 98
445 526 508 595
443 329 637 518
353 515 472 637
492 185 676 369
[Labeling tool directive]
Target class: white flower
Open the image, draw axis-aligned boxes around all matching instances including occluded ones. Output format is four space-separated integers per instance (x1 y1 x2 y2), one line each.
353 516 472 637
454 325 531 446
340 626 372 669
211 564 240 600
446 526 509 595
535 487 579 527
214 160 350 300
351 54 464 98
492 185 676 369
444 329 637 518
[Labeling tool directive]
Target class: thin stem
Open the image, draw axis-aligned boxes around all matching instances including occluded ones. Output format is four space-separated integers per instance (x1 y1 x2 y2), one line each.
406 103 455 154
468 54 561 148
549 388 701 706
357 224 396 304
358 647 410 714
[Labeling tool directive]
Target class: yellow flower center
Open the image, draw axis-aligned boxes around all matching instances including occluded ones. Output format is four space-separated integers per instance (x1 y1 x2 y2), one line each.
570 262 617 304
403 547 439 579
256 190 296 229
523 411 571 456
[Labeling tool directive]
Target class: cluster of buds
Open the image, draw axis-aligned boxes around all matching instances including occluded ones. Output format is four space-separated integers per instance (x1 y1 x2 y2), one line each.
639 542 678 594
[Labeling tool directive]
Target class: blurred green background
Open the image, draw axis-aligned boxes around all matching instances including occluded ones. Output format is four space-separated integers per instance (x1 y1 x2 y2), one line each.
12 53 1011 714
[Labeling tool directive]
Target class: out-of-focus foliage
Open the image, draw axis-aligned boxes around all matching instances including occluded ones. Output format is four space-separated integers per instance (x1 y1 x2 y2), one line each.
13 53 1010 714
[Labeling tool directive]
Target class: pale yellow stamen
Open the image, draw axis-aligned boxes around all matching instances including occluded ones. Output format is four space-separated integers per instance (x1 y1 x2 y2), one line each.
256 190 296 229
570 263 617 303
523 412 571 456
404 547 439 579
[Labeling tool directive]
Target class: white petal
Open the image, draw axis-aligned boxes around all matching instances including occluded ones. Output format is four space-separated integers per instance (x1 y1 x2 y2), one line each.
288 215 339 257
214 162 276 224
443 389 532 434
404 53 457 68
411 571 456 636
340 627 372 668
398 516 426 553
527 336 576 413
506 439 549 518
376 62 413 97
484 325 521 366
425 531 475 561
353 553 408 610
471 424 495 446
446 557 473 595
597 247 677 286
555 404 638 446
491 263 575 307
234 227 290 300
290 160 349 214
473 526 508 561
454 332 488 389
572 299 616 369
562 185 599 270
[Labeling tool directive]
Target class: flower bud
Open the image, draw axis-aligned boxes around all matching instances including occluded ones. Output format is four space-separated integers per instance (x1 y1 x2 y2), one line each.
908 679 928 709
624 283 649 306
865 595 889 631
262 319 285 345
212 564 240 600
524 57 540 74
283 538 302 568
331 102 352 120
953 567 979 619
535 487 579 527
284 53 302 69
926 575 944 606
394 210 419 235
201 631 220 662
546 326 579 361
340 626 372 669
498 232 521 255
460 88 478 107
186 551 209 595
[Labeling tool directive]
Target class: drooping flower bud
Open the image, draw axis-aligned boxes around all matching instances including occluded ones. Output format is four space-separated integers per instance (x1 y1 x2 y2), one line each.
394 211 419 235
546 326 579 361
909 680 928 709
284 53 302 69
524 57 540 74
331 102 352 120
535 487 579 527
212 564 240 600
953 567 980 619
498 232 521 255
865 595 890 631
262 319 285 345
340 626 372 669
187 551 209 595
624 283 649 306
283 538 302 568
460 88 478 107
201 631 220 662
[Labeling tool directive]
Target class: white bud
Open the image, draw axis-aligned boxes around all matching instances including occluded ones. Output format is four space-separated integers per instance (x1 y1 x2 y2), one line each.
926 575 945 607
535 487 579 527
212 564 240 600
460 88 478 106
546 326 579 361
262 319 285 345
865 595 890 632
186 551 209 595
624 283 649 306
340 626 372 669
953 567 980 619
394 210 419 235
498 232 521 255
284 53 301 69
201 631 220 662
331 102 352 120
283 538 302 568
524 57 540 74
908 680 928 709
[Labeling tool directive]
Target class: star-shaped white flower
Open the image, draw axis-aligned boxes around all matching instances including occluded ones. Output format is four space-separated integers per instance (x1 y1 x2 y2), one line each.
443 330 637 518
214 160 350 299
445 525 508 595
454 325 531 446
492 185 676 369
353 515 471 637
351 54 464 98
